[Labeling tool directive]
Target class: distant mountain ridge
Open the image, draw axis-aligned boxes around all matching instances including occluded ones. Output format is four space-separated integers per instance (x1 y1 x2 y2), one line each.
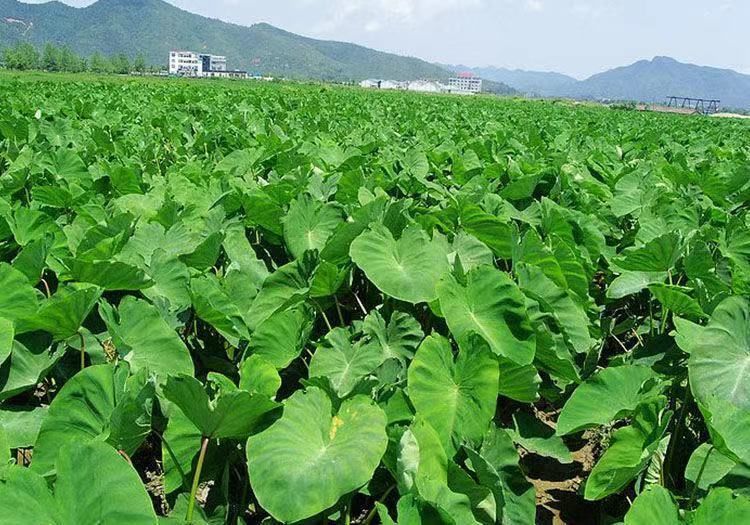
452 57 750 109
1 0 747 108
0 0 514 91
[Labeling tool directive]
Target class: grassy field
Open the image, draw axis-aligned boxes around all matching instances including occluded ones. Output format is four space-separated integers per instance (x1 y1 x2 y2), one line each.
0 72 749 524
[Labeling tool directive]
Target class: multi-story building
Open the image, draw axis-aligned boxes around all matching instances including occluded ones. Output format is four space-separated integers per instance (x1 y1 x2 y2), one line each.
169 51 245 78
448 73 483 94
169 51 202 76
199 54 227 73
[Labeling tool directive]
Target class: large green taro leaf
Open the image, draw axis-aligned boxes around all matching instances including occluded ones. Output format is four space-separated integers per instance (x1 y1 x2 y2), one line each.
623 485 680 525
407 335 498 454
246 387 387 523
687 297 750 410
359 310 424 363
0 334 64 402
682 297 750 463
497 358 541 403
0 464 63 525
556 365 658 435
309 328 385 398
190 274 251 343
16 285 102 341
247 306 313 369
691 488 750 524
615 233 681 273
0 441 158 525
397 417 481 525
350 223 450 304
517 264 595 355
100 296 194 379
465 426 536 525
283 194 343 260
584 397 671 501
161 405 202 494
31 364 152 477
684 444 737 493
0 318 12 366
459 204 514 259
61 258 153 291
163 374 278 439
509 412 572 464
0 406 48 449
437 266 536 365
449 231 494 272
239 355 282 399
607 271 668 299
55 441 158 525
245 255 315 330
0 263 38 323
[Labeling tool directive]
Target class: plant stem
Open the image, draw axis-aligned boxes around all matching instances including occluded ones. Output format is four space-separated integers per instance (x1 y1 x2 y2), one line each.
40 277 51 298
340 498 351 525
687 446 714 509
313 301 333 331
335 296 345 326
648 298 655 336
353 290 368 315
362 485 395 525
186 436 210 525
660 308 670 335
665 379 691 488
118 449 134 467
78 331 86 370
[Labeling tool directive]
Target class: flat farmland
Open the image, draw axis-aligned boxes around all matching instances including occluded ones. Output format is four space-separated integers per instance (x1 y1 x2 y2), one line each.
1 73 749 524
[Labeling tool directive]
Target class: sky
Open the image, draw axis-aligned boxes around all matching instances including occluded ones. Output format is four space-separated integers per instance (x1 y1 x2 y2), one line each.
21 0 750 79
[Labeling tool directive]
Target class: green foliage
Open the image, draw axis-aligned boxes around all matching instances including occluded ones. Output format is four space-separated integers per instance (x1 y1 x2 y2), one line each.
2 41 139 74
0 73 748 524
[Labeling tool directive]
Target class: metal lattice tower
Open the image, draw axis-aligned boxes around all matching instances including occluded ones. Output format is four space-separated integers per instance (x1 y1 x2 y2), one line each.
666 96 721 115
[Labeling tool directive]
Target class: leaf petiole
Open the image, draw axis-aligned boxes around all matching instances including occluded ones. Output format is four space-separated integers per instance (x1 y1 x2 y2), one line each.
186 436 210 524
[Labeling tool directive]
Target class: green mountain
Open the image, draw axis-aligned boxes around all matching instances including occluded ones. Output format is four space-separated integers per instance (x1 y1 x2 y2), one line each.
454 57 750 110
0 0 501 85
571 56 750 110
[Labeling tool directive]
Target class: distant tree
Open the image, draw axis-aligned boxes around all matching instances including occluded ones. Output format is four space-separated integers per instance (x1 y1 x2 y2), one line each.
59 46 85 73
42 43 60 71
3 43 40 71
111 53 130 74
133 53 146 73
89 51 110 74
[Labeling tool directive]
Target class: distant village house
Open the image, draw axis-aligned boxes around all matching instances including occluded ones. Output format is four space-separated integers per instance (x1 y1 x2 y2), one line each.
359 72 483 95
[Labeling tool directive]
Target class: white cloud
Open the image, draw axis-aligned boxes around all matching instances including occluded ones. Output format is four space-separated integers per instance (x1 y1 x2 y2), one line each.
525 0 543 12
302 0 484 34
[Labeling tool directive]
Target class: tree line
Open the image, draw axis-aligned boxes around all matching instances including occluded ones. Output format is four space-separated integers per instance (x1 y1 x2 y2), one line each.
1 42 159 74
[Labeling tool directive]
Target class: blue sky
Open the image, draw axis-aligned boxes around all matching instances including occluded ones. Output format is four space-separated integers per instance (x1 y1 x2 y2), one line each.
21 0 749 78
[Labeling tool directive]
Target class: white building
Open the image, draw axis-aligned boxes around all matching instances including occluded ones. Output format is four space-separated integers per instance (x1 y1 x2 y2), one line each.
380 80 407 90
169 51 245 78
204 54 226 71
169 51 202 76
360 79 382 89
448 73 483 94
203 70 248 79
407 80 446 93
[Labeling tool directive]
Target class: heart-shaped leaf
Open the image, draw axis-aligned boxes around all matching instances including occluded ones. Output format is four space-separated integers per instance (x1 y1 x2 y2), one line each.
437 265 536 365
407 334 498 453
163 374 278 439
350 223 450 304
247 387 387 523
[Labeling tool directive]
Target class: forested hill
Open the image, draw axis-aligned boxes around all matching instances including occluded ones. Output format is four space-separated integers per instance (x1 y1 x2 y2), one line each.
0 0 477 83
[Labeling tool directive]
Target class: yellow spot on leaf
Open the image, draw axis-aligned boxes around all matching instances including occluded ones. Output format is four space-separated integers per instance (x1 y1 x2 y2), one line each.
329 415 344 440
